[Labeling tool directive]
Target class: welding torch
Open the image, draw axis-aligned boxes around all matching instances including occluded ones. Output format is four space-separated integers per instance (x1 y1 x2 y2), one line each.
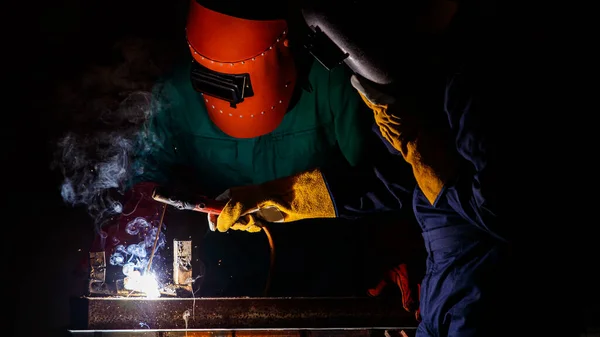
151 186 226 215
151 185 276 295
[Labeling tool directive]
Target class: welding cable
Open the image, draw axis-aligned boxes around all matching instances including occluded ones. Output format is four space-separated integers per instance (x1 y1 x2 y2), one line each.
260 224 276 296
146 204 167 274
121 191 144 216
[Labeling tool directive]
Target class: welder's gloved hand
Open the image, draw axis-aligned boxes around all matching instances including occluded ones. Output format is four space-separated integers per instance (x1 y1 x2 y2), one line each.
351 74 459 205
368 263 421 321
207 168 336 233
207 186 279 233
207 198 270 233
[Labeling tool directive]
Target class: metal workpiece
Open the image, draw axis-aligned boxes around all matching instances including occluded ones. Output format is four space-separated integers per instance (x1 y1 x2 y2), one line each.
89 251 111 295
70 297 417 331
173 240 193 294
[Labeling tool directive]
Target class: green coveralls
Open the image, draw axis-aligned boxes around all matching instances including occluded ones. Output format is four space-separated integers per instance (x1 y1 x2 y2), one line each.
130 54 374 296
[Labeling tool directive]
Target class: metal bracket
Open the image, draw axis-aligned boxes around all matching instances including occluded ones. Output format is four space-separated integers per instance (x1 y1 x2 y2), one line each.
173 240 193 294
88 251 111 295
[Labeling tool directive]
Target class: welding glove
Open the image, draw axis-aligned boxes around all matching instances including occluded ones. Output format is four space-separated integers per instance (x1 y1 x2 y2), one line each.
208 168 336 233
351 74 459 205
368 263 421 321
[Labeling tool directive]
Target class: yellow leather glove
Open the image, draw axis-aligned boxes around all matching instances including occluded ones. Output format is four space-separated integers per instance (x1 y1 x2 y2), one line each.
208 168 336 233
351 75 458 205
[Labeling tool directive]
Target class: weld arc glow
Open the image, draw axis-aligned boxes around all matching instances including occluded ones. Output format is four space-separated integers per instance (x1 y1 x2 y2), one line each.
109 217 166 298
124 271 161 298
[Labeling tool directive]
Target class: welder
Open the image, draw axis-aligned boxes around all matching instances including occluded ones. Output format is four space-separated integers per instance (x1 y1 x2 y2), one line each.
96 0 423 302
213 0 521 335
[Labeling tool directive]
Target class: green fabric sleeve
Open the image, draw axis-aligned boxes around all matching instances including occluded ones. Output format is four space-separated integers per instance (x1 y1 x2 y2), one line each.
327 66 374 167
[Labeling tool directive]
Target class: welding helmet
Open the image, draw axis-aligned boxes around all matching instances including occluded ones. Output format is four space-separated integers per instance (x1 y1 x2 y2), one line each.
185 0 297 139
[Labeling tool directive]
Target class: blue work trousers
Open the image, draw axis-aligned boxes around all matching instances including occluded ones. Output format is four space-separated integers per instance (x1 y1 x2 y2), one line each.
413 188 513 337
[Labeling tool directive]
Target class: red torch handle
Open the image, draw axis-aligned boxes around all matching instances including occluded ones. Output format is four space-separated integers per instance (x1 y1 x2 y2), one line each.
192 200 226 215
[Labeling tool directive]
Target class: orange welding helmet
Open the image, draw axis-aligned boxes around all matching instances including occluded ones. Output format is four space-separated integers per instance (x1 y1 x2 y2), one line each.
185 0 297 139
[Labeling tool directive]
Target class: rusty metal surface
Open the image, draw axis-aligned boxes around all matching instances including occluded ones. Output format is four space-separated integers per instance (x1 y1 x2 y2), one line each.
71 297 418 331
67 330 416 337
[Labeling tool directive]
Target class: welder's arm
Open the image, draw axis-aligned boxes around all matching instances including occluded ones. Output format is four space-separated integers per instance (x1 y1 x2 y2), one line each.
351 75 460 205
211 158 418 232
352 73 501 238
211 132 417 233
326 65 417 219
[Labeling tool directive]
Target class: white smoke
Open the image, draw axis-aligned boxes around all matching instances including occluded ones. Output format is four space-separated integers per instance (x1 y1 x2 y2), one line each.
54 91 156 228
51 36 169 230
110 217 167 270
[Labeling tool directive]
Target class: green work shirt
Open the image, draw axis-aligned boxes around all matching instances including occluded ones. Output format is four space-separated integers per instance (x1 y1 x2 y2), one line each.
131 57 372 196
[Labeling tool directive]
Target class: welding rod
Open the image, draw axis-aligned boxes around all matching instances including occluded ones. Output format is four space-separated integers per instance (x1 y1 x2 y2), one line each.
151 187 226 214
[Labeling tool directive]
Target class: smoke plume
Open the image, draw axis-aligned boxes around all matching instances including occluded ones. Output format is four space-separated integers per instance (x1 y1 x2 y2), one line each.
51 36 171 231
55 92 153 225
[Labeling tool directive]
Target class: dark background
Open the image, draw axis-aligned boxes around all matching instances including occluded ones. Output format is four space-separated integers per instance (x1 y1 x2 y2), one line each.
6 0 598 336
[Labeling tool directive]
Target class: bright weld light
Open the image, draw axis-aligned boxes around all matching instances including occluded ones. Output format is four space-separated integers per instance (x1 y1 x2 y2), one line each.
124 270 161 298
